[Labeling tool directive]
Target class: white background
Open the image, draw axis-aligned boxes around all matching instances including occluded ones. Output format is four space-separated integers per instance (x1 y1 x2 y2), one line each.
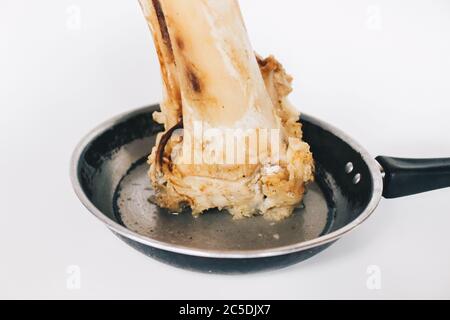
1 0 450 299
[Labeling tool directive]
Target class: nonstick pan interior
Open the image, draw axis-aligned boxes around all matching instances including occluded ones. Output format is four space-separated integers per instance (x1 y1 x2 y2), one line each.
72 105 383 273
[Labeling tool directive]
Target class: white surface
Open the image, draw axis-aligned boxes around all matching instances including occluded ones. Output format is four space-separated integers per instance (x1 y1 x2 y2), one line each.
1 0 450 299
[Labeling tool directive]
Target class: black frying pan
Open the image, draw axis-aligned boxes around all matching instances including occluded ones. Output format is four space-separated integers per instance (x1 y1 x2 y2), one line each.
70 105 450 273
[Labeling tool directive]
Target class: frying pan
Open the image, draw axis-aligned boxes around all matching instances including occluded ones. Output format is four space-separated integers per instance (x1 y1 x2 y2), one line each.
70 105 450 273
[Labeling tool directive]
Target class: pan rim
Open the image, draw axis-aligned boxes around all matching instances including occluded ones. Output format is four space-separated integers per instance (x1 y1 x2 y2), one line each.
70 105 384 259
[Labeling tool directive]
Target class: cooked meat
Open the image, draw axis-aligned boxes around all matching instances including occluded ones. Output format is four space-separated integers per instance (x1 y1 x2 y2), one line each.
139 0 314 220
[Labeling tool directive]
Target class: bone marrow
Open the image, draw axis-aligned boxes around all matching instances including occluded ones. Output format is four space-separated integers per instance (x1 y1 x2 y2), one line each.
139 0 315 220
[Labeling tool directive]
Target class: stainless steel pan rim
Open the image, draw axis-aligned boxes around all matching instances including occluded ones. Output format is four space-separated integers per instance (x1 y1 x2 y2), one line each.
70 105 384 259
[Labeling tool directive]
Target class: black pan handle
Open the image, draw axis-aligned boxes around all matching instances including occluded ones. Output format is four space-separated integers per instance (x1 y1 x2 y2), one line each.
376 156 450 198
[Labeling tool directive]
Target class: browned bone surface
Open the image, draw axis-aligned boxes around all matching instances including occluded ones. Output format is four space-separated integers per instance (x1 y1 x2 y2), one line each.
139 0 314 220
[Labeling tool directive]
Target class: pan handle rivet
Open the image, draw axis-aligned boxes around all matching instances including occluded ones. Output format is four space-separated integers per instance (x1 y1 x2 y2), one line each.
345 162 354 174
353 173 361 185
